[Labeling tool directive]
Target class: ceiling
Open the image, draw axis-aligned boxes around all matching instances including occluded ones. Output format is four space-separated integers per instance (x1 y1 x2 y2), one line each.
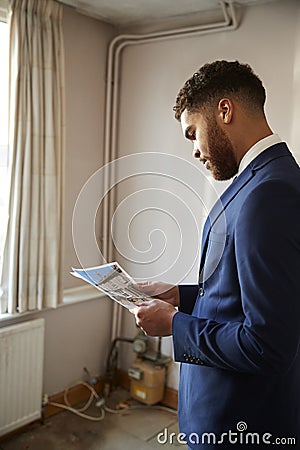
59 0 281 28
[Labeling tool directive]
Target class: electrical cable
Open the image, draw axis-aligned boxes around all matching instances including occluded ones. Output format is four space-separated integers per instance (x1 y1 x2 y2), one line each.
104 404 177 415
48 400 105 421
48 381 105 422
47 380 177 422
47 336 177 421
63 381 100 411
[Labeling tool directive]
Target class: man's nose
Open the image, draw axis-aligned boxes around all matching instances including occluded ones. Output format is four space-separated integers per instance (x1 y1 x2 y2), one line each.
192 142 201 159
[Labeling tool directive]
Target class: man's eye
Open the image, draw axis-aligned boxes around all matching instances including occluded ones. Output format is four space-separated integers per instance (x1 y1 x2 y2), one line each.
185 127 196 141
189 131 196 141
186 130 195 140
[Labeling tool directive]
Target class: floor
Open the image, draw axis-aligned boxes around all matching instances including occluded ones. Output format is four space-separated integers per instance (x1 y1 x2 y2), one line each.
0 389 187 450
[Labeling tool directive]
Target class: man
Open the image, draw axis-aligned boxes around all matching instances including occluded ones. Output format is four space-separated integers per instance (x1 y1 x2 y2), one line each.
133 60 300 449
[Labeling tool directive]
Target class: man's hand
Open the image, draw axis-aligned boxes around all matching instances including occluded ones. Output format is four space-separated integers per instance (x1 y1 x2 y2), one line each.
133 298 178 336
133 281 180 307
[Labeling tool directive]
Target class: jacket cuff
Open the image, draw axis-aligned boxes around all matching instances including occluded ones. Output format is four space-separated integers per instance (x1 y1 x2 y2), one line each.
172 311 206 366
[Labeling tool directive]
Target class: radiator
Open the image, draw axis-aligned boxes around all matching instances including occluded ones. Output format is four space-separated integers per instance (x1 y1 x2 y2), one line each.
0 318 45 436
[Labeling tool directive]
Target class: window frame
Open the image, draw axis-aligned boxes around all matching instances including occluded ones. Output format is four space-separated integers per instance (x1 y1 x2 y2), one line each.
0 5 9 305
0 0 8 23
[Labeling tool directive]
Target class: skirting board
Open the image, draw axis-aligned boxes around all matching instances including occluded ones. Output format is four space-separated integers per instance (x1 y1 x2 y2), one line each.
44 370 178 419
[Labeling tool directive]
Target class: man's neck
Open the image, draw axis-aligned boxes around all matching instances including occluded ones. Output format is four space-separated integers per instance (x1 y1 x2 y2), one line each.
234 121 273 166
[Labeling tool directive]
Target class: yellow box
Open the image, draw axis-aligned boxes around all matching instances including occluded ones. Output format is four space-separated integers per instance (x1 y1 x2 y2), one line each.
129 359 166 405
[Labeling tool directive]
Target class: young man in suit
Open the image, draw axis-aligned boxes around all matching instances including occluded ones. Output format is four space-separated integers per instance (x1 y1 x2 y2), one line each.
133 60 300 449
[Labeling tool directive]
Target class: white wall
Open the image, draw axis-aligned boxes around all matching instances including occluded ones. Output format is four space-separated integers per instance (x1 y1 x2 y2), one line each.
113 0 300 388
0 6 121 397
33 296 113 395
45 6 117 394
63 6 114 288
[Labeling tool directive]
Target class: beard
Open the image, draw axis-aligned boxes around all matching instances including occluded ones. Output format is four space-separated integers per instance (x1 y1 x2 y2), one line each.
206 118 238 181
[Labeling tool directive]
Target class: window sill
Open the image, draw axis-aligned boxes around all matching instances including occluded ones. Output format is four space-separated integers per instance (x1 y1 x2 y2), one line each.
63 284 106 304
0 285 107 324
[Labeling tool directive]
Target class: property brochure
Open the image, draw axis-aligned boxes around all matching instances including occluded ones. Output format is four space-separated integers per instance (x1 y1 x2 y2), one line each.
71 262 150 310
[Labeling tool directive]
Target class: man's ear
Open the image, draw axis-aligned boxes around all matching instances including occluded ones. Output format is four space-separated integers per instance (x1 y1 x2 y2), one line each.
217 98 233 124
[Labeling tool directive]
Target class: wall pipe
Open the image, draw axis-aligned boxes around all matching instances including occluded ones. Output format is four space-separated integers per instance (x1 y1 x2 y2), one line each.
101 1 238 343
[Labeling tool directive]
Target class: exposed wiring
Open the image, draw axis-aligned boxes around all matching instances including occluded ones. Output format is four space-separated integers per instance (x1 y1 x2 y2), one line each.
63 381 99 412
48 400 105 421
47 335 176 422
104 403 177 415
47 380 177 422
48 381 105 421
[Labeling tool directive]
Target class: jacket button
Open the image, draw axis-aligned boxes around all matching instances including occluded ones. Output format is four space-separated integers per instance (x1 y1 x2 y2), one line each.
199 287 204 296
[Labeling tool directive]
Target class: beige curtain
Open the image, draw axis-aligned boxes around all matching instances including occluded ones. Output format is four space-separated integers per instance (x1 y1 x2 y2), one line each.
1 0 65 313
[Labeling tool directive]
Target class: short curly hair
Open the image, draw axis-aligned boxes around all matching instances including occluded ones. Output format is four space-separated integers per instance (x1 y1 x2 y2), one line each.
173 60 266 121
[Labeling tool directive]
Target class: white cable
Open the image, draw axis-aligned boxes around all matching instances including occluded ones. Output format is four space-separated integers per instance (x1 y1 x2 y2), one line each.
149 405 178 415
47 380 178 422
63 381 100 412
48 401 105 421
48 381 105 422
104 404 177 415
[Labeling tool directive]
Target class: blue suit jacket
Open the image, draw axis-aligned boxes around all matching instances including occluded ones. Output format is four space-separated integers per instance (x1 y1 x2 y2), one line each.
172 143 300 449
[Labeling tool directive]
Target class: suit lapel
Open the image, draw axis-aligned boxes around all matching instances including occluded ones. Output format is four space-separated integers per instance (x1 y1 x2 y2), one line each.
199 167 254 276
198 143 292 281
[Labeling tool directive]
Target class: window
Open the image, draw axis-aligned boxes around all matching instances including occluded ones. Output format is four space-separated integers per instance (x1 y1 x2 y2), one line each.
0 18 9 281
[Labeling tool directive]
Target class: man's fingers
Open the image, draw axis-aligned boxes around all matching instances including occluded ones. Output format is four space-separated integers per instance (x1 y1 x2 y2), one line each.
135 281 151 286
132 281 150 288
131 301 154 327
132 282 153 293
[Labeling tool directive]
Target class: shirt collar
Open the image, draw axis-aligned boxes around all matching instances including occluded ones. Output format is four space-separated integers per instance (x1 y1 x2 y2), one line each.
237 133 282 177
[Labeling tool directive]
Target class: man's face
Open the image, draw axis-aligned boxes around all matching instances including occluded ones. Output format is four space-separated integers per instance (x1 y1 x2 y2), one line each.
180 109 238 181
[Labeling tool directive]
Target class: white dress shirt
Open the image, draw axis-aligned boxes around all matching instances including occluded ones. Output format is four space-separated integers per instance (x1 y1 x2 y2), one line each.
237 133 282 177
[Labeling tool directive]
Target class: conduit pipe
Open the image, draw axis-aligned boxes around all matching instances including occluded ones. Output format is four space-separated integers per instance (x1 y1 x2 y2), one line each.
101 1 238 342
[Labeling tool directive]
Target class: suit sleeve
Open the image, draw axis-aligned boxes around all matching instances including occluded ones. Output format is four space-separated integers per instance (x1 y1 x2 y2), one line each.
178 284 199 315
173 181 300 374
